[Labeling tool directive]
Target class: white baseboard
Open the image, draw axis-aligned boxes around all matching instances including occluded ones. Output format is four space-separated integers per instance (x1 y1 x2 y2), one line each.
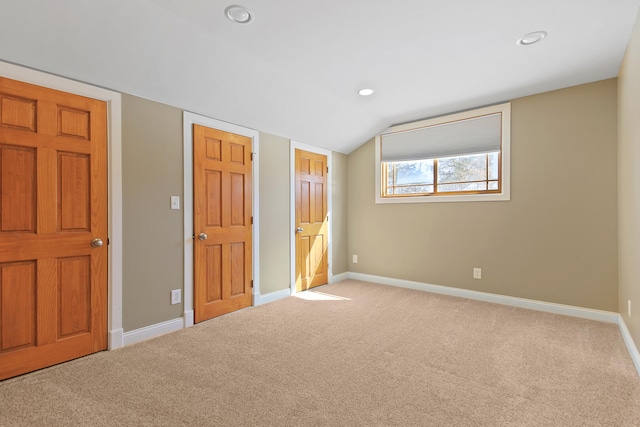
184 310 194 328
119 289 291 348
618 315 640 377
255 288 291 306
122 318 184 346
346 272 619 324
330 272 349 284
108 328 124 350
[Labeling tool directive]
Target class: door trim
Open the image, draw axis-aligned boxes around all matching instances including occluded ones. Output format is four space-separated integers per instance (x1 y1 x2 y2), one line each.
183 112 260 327
0 60 124 349
290 140 332 295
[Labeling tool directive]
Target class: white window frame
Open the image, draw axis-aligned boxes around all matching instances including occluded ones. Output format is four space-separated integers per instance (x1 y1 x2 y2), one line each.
375 102 511 204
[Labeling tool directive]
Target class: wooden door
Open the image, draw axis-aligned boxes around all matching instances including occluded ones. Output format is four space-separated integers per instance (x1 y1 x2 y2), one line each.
193 124 252 323
295 149 328 292
0 77 108 380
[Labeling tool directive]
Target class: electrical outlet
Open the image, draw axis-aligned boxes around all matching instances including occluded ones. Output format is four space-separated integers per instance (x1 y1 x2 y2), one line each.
171 289 181 305
473 268 482 279
629 299 632 317
170 196 180 210
352 255 358 264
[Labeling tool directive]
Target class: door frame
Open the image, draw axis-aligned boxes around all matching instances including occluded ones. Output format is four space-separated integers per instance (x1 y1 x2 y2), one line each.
183 112 260 327
0 60 124 350
290 140 332 295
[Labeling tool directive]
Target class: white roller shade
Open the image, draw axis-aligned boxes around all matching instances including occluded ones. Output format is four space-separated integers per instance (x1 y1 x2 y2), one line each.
381 113 502 162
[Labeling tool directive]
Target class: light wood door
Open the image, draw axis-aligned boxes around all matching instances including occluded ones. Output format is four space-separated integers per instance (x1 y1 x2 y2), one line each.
295 149 328 292
0 77 108 380
193 124 252 323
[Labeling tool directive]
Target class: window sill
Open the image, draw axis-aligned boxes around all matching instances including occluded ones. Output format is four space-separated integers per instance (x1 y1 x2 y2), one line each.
375 191 510 204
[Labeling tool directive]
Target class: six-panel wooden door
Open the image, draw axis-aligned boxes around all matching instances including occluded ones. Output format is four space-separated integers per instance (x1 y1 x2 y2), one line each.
0 77 108 380
295 149 328 292
193 124 252 323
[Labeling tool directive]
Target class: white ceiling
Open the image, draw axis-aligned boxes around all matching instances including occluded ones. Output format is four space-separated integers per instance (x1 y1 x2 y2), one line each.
1 0 638 153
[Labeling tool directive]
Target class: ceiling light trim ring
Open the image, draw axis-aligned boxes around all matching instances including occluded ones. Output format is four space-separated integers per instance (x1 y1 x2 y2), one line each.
225 5 252 24
517 31 548 46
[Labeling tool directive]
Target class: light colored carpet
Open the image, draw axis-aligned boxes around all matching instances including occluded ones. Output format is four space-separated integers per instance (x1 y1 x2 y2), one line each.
1 280 639 426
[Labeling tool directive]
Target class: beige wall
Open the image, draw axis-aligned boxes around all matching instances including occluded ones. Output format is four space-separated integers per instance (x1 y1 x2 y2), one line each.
332 152 349 274
347 79 618 311
259 132 291 294
121 100 348 325
618 10 640 346
122 94 184 331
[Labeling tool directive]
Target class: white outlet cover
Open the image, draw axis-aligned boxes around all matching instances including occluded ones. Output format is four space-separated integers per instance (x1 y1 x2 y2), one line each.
171 289 181 305
473 268 482 279
170 196 180 210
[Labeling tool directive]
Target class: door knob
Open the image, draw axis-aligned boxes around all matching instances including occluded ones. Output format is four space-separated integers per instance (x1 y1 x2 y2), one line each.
296 227 303 233
198 233 208 241
91 238 103 248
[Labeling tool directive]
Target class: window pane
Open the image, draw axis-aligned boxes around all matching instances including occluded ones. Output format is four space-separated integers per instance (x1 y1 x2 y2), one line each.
392 160 434 185
438 182 487 192
394 185 434 195
488 181 498 190
387 165 393 187
488 152 499 180
437 154 487 184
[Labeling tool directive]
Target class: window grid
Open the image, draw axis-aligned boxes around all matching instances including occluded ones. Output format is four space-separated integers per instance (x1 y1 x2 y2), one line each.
384 152 501 197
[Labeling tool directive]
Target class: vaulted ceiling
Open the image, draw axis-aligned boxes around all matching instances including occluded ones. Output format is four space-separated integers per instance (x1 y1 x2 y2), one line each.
1 0 639 153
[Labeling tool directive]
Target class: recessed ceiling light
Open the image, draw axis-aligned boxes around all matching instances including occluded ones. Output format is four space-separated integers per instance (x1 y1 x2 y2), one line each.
358 88 375 96
517 31 548 46
225 5 252 24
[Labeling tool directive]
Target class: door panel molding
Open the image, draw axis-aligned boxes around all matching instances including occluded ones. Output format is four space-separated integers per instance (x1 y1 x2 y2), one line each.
0 76 108 379
0 60 123 350
193 124 252 321
183 112 259 327
289 140 332 295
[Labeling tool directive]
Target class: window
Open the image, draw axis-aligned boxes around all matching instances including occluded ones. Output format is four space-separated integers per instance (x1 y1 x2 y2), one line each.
375 103 510 203
385 152 500 195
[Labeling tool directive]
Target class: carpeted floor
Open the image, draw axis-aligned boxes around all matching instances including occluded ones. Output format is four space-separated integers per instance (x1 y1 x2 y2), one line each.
1 280 639 426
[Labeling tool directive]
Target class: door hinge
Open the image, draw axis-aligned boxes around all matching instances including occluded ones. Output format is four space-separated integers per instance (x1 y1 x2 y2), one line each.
192 234 195 240
251 152 254 161
327 166 329 173
251 280 254 288
251 216 254 225
107 238 110 245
